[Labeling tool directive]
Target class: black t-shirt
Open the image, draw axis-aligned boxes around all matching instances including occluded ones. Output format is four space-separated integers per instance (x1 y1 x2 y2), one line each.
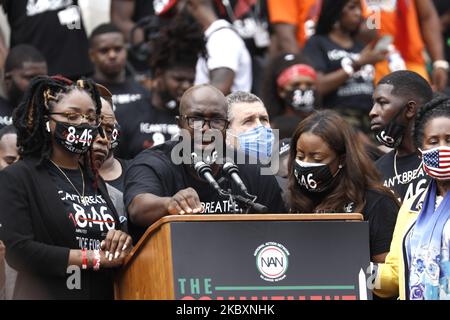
132 0 154 22
357 190 398 257
0 96 13 129
47 163 119 299
303 35 374 112
105 158 129 192
95 78 150 115
3 0 93 78
111 87 179 160
300 188 398 257
124 141 286 241
48 164 117 248
375 150 431 203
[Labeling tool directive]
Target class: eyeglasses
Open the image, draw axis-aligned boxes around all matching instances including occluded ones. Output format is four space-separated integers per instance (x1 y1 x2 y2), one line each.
181 115 229 130
49 112 99 125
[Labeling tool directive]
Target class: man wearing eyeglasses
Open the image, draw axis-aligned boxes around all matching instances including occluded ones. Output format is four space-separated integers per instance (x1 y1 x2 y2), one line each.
124 84 286 242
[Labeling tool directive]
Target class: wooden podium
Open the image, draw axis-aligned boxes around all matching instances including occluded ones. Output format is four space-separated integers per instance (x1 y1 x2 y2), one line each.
114 214 369 300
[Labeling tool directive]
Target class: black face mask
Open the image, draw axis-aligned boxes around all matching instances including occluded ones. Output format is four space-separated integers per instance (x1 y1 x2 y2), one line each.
53 121 98 154
110 123 121 150
375 107 406 148
293 159 340 193
284 88 316 112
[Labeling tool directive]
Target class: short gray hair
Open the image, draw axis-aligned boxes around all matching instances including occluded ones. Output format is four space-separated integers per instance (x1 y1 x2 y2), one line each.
226 91 265 122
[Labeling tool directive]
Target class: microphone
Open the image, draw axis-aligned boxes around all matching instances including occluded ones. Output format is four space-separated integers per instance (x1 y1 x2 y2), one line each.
222 161 248 194
192 153 222 193
234 195 268 213
222 161 268 213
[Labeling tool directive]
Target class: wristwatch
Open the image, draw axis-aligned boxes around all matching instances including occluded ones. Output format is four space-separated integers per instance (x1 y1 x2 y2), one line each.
433 60 449 71
341 57 355 76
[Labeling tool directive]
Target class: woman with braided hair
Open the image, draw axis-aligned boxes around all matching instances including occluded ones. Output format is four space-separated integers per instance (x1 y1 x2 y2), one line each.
374 94 450 300
0 76 132 299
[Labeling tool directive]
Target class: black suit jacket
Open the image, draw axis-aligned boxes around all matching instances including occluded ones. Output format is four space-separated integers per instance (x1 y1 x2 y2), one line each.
0 157 121 299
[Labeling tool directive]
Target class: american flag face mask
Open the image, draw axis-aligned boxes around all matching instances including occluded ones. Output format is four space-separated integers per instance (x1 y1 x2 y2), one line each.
420 146 450 180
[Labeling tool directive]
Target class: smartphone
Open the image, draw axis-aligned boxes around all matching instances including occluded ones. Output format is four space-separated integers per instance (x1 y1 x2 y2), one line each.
374 35 393 52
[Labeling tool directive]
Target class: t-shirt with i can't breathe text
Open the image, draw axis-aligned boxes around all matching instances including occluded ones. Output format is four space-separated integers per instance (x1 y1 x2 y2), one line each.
124 141 286 242
111 87 180 160
47 164 118 250
46 163 120 299
375 150 431 203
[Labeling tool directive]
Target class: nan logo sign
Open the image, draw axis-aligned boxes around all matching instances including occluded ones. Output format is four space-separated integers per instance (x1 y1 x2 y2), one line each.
254 242 289 282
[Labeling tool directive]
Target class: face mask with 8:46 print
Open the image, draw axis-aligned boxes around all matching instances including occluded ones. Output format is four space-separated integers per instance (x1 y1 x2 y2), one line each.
284 88 316 112
53 121 98 154
293 159 341 193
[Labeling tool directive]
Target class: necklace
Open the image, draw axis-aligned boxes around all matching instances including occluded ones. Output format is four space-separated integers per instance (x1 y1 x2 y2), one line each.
49 159 86 206
393 150 423 185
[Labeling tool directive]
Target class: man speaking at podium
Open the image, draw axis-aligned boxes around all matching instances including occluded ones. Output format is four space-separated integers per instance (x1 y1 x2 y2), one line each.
124 84 285 242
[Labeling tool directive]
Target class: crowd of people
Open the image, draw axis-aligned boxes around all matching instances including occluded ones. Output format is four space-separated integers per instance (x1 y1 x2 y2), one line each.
0 0 450 300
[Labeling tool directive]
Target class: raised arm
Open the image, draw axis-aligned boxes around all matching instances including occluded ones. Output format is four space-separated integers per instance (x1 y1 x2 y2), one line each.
415 0 448 91
271 23 300 55
110 0 143 44
209 68 235 96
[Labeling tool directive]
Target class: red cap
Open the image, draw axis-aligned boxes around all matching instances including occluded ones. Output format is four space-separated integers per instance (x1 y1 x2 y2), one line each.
276 64 317 88
154 0 178 16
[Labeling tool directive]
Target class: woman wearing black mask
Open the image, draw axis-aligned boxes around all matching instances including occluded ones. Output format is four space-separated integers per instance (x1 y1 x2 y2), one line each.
0 76 132 299
288 110 399 263
262 53 320 140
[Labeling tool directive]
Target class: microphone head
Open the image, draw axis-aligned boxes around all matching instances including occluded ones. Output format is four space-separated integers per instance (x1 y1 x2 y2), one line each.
223 161 239 175
194 160 212 176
